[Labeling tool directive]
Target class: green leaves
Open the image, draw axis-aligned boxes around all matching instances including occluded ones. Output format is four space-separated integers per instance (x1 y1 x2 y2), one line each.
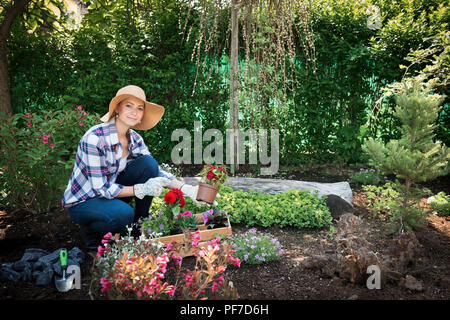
216 186 332 229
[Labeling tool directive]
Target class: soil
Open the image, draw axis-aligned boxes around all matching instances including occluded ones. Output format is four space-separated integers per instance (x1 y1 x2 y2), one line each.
0 163 449 300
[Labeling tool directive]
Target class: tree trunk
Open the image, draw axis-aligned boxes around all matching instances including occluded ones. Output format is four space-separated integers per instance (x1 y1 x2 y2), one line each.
0 34 11 115
230 0 239 174
0 0 33 115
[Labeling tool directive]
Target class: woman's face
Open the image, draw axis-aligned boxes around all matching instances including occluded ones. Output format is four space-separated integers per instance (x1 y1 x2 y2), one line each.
116 97 145 128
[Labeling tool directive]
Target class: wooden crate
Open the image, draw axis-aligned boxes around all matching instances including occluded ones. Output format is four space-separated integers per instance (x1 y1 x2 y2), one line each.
151 213 232 257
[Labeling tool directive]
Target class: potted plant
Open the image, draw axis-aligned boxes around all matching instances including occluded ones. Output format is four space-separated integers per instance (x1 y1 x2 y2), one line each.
138 188 233 257
195 164 229 204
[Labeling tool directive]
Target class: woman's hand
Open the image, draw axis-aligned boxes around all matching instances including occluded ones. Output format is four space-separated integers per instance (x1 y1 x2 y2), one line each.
134 177 170 199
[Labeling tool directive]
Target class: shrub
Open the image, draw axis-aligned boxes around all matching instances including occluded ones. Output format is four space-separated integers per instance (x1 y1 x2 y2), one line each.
216 186 332 229
0 107 100 213
428 192 450 217
92 228 240 300
349 168 387 185
229 228 283 265
363 180 433 233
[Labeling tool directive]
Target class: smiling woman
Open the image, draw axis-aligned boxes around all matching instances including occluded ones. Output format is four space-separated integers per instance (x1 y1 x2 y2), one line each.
60 85 211 252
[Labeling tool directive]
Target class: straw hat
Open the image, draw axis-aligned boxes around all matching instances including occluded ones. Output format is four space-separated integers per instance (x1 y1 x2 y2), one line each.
100 85 165 130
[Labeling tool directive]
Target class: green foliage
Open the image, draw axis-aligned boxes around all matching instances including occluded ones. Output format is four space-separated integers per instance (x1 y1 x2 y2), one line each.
139 210 172 237
229 228 283 265
362 180 433 233
349 167 387 185
216 186 333 229
362 79 449 186
6 0 450 168
428 191 450 217
0 107 100 213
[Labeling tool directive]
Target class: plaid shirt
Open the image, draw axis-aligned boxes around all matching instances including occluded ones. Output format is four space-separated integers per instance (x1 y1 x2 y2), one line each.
61 118 175 208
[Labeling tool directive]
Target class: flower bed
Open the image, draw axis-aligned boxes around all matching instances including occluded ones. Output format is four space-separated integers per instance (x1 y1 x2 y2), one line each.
150 213 232 257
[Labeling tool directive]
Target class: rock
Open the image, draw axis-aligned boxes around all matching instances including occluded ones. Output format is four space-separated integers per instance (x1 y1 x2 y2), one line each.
347 294 359 300
400 275 423 292
326 194 355 220
181 177 354 204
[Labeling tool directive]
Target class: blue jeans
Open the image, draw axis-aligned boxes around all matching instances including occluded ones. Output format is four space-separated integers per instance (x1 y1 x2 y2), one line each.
67 154 160 234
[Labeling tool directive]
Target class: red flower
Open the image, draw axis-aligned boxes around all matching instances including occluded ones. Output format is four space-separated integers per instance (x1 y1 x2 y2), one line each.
179 198 185 209
207 171 217 180
164 192 177 205
172 188 183 199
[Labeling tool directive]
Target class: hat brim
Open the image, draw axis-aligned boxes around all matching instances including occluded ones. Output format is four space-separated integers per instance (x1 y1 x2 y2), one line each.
100 94 165 130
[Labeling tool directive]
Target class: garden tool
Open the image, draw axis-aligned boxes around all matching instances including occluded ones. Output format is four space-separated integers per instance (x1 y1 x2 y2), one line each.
54 248 73 292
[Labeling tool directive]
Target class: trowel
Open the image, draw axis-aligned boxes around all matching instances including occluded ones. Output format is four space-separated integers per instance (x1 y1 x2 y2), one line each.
55 248 73 292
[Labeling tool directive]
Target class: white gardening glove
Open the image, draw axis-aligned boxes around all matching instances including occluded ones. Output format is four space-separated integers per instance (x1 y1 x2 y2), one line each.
180 184 220 206
134 177 170 200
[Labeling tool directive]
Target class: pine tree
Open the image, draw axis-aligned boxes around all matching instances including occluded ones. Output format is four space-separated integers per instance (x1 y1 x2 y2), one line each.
362 79 450 231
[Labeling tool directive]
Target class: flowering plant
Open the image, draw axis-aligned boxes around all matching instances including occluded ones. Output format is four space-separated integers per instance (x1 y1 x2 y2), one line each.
196 164 229 188
202 208 230 229
140 189 200 236
349 168 387 185
174 210 199 233
228 228 283 264
139 210 172 237
0 106 99 213
92 228 240 300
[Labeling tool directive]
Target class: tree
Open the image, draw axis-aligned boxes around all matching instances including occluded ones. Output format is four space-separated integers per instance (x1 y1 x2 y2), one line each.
182 0 316 174
0 0 32 114
0 0 100 114
362 79 449 227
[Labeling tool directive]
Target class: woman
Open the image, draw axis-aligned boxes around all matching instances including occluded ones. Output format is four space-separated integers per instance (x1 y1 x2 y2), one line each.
61 85 209 251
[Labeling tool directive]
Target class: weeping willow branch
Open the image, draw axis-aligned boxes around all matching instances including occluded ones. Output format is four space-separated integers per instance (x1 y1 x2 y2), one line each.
180 0 316 129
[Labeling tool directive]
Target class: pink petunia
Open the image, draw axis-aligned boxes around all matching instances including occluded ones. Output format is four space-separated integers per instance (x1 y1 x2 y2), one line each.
26 122 31 127
79 121 84 126
50 144 55 149
77 105 82 110
103 232 112 239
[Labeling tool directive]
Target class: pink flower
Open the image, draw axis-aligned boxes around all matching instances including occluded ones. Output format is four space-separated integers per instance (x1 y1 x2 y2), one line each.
50 143 55 149
229 256 241 267
25 113 31 119
97 246 106 257
57 122 62 125
100 278 111 293
165 285 175 296
212 281 220 293
181 210 192 217
103 232 112 239
77 105 82 110
26 122 31 127
43 139 48 144
82 111 86 115
79 121 84 126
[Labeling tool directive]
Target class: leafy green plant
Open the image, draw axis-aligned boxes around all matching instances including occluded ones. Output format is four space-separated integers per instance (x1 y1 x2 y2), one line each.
0 107 100 213
139 210 172 238
228 228 283 265
216 186 332 229
201 208 230 229
362 180 433 233
349 168 387 185
428 191 450 217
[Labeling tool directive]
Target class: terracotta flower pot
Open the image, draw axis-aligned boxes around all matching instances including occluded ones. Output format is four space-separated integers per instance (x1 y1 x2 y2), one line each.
196 182 219 204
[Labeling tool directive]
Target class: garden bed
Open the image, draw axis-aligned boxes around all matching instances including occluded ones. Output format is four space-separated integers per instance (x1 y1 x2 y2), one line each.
0 165 449 300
